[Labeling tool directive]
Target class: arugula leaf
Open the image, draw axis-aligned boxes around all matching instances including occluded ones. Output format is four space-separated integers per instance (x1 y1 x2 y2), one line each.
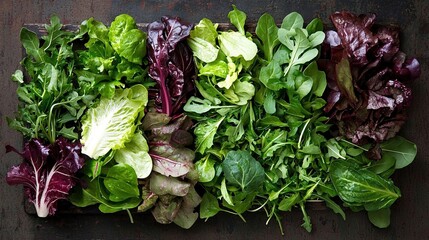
9 16 87 143
194 116 225 154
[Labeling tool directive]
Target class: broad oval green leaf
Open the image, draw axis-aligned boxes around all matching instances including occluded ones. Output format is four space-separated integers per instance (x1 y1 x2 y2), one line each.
381 136 417 169
114 131 152 179
104 163 140 202
195 157 216 182
219 32 258 61
200 192 221 219
221 150 265 193
108 14 146 64
187 37 219 63
255 13 279 61
281 12 304 30
330 160 401 211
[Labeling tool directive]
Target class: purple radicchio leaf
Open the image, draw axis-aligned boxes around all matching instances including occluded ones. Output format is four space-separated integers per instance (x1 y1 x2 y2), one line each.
6 138 85 217
147 16 195 117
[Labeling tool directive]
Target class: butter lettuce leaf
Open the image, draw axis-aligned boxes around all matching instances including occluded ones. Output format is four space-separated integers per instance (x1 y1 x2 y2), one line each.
108 14 146 64
81 84 148 159
114 131 152 179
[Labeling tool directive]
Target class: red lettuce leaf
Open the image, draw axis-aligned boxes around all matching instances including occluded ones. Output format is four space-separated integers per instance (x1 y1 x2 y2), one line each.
147 16 196 117
6 138 85 217
319 11 421 151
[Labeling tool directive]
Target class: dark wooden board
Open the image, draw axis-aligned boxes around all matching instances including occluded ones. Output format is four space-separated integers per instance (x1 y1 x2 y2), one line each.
1 1 428 239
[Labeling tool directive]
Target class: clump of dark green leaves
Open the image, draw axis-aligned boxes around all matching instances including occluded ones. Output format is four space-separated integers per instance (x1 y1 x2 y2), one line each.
8 15 89 143
185 8 331 233
326 136 416 228
185 8 418 234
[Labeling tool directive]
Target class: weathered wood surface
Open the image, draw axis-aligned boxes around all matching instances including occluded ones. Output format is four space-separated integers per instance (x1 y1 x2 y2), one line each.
1 1 428 239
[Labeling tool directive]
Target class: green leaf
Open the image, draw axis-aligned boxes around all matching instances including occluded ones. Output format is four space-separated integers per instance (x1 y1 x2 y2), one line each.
221 178 234 206
326 138 346 159
221 150 265 193
259 61 284 91
104 163 140 202
219 32 257 61
20 28 44 62
255 13 279 61
296 79 313 99
281 12 304 30
303 61 327 97
11 70 24 83
367 208 391 228
108 14 146 64
366 154 396 175
300 144 321 155
81 84 148 159
330 160 401 211
190 18 218 45
294 48 319 65
114 131 152 179
195 156 216 182
200 192 221 219
69 176 140 213
263 89 276 114
187 37 219 63
228 5 246 35
380 136 417 169
306 18 324 35
278 193 301 211
194 116 225 154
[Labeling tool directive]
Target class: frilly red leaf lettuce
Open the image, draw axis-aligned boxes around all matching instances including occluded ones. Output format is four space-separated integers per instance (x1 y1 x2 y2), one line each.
6 138 85 217
319 11 421 151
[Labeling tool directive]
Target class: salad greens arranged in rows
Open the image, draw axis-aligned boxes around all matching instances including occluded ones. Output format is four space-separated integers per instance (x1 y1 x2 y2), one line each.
4 6 420 234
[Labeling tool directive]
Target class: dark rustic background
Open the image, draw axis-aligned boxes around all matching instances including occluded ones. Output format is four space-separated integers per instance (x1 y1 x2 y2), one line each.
1 1 428 239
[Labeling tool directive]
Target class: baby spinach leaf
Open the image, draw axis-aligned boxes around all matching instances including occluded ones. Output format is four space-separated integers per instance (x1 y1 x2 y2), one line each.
367 208 391 228
103 163 140 202
221 150 265 193
380 136 417 169
200 192 221 219
195 156 216 182
108 14 146 64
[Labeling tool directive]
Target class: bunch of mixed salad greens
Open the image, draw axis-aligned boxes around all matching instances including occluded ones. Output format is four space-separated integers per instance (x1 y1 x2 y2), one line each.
4 6 419 234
